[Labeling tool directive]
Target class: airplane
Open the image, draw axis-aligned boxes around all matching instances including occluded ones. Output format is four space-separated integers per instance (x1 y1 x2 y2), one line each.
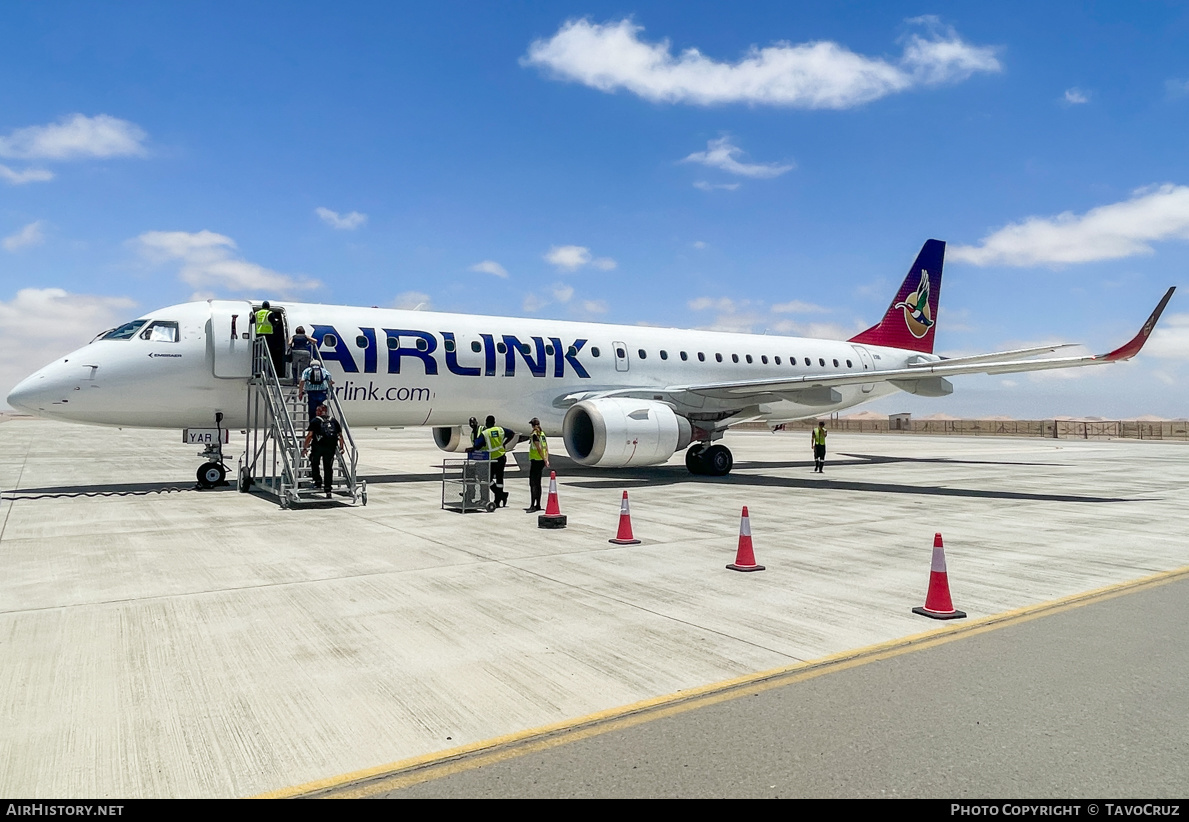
5 239 1175 482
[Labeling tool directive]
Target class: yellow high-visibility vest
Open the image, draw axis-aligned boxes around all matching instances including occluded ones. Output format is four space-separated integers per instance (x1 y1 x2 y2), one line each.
813 428 827 445
529 432 547 461
255 308 273 335
482 427 506 459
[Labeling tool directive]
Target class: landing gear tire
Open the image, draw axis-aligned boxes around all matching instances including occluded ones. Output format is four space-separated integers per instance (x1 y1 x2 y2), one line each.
685 444 707 475
197 462 226 489
238 468 252 493
703 444 734 477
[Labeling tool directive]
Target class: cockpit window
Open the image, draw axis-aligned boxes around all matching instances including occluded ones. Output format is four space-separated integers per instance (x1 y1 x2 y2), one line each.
100 320 148 341
139 321 180 343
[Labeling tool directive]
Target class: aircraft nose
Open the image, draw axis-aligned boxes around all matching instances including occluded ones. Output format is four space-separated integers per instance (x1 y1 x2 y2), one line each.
6 365 80 416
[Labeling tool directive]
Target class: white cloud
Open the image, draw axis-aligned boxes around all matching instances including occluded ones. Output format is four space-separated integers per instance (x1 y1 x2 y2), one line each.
1 287 138 408
544 244 616 271
683 137 793 178
3 221 46 252
0 114 147 160
0 164 53 185
522 293 548 312
522 17 999 109
470 260 509 278
1165 78 1189 98
133 230 319 296
551 284 574 303
315 207 367 230
580 300 608 315
1064 88 1089 104
950 184 1189 266
1145 314 1189 361
694 180 741 192
771 300 829 314
393 291 431 310
693 241 707 249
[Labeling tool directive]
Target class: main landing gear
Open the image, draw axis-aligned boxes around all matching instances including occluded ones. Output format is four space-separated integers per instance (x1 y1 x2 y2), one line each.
685 442 733 476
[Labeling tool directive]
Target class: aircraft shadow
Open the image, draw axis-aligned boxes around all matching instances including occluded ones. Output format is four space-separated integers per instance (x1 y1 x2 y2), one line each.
367 452 1140 504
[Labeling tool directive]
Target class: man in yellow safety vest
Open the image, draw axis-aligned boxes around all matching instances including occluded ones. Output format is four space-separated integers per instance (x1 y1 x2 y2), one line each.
481 415 509 508
812 421 828 473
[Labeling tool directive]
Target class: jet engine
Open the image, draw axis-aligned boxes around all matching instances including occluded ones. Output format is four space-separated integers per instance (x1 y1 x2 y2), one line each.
563 398 693 468
433 425 471 452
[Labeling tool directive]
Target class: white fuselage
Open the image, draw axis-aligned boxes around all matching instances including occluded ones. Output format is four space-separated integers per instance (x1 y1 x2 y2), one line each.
7 299 911 434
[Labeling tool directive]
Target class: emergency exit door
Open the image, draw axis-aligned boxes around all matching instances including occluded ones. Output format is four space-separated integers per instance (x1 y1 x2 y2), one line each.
210 300 255 378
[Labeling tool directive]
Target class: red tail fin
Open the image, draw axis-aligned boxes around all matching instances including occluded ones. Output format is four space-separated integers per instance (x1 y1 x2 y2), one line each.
849 240 945 353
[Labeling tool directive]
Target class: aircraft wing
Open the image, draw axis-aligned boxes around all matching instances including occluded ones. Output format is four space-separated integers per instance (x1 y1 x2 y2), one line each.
581 287 1175 406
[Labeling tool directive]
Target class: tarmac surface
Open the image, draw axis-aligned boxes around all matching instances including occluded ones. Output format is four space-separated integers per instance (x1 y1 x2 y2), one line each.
0 419 1186 798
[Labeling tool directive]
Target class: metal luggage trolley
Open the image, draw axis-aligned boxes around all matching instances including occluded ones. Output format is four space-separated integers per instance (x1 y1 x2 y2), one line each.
441 457 496 513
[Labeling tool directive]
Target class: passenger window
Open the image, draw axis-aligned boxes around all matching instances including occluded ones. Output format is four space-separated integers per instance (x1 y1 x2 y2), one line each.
520 343 531 354
140 321 179 342
568 345 579 357
444 339 456 353
680 351 688 361
471 341 482 353
804 357 811 366
774 356 781 365
746 355 753 364
731 354 739 363
761 355 768 364
716 353 723 363
819 358 825 367
545 344 555 355
832 359 839 367
697 352 705 362
638 349 647 359
387 337 399 350
102 320 148 341
846 359 853 368
591 347 601 357
323 334 339 347
660 350 668 360
356 335 370 349
496 342 507 354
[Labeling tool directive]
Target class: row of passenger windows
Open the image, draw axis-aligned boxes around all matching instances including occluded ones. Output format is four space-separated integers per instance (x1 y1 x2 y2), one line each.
329 333 856 368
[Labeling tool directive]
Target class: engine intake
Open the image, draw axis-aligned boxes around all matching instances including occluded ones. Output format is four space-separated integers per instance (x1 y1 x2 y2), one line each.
433 425 470 452
563 399 692 467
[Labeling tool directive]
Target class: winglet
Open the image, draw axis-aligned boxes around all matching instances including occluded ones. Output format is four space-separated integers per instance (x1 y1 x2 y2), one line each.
1100 287 1176 362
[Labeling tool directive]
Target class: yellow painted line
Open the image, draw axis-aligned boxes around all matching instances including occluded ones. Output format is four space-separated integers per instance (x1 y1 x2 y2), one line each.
258 565 1189 799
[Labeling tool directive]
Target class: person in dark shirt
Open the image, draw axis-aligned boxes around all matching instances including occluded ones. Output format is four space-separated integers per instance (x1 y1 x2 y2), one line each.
302 404 344 498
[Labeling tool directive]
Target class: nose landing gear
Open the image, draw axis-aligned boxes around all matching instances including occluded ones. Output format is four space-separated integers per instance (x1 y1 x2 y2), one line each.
685 442 734 476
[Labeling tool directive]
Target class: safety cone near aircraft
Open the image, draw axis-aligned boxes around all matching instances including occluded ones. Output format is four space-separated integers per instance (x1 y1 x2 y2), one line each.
538 471 567 529
609 490 641 545
726 506 765 572
912 532 966 619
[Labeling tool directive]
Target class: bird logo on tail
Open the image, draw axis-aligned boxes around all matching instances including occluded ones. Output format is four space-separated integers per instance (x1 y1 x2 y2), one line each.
894 270 934 339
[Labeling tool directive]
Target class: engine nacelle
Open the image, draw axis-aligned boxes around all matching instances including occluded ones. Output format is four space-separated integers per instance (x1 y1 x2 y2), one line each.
563 399 693 467
433 425 470 452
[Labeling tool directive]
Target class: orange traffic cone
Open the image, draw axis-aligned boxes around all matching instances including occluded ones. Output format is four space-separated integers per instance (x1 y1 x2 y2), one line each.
912 533 966 619
538 471 567 529
726 506 765 572
609 490 641 545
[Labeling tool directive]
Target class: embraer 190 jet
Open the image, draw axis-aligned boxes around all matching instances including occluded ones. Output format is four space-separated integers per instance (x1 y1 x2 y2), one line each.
6 240 1174 478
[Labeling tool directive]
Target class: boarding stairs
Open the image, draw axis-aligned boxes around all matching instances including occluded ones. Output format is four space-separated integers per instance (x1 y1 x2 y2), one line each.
238 340 366 508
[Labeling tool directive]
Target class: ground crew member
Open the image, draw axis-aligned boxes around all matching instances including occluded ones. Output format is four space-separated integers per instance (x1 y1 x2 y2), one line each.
481 415 509 508
254 301 285 376
526 417 550 512
812 420 828 473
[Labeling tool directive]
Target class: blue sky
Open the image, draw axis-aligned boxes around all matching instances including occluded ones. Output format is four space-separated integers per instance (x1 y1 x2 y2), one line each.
3 1 1189 417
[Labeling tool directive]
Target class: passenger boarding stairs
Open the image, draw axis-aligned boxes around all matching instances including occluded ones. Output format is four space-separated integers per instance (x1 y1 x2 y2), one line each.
238 340 366 508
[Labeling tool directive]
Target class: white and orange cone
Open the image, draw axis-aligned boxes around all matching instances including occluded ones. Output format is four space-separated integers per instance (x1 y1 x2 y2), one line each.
538 471 567 528
912 533 966 619
726 506 765 572
609 490 641 545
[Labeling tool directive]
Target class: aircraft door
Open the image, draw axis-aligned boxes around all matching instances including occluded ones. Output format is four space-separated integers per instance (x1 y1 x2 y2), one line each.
210 300 255 378
613 341 630 372
850 345 875 393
